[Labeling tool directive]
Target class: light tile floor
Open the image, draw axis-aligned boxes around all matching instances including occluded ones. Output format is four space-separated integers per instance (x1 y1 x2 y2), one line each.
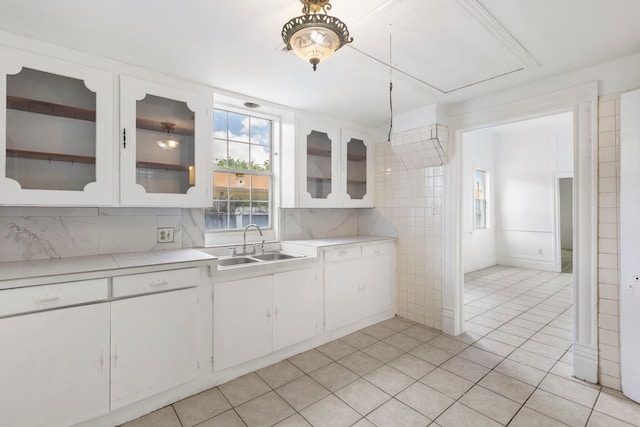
122 266 640 427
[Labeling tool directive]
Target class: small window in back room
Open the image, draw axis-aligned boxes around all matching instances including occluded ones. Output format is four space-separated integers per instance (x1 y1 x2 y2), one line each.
205 109 272 231
474 169 490 229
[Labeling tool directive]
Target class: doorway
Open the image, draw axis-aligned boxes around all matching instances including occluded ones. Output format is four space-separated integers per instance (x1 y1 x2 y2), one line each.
557 177 573 273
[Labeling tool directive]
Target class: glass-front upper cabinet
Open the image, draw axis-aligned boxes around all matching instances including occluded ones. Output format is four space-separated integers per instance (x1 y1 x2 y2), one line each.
120 76 211 207
297 120 373 208
0 48 113 205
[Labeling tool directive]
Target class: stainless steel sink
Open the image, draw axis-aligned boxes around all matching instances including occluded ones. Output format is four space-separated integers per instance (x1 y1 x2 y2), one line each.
252 252 299 261
217 257 260 266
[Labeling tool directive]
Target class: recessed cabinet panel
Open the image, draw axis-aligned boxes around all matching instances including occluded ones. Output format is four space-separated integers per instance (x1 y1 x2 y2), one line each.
0 48 113 205
120 76 210 207
306 130 333 199
346 137 367 200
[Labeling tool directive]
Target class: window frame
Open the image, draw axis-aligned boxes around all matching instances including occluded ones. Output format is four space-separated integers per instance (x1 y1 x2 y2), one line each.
204 103 280 245
473 168 491 230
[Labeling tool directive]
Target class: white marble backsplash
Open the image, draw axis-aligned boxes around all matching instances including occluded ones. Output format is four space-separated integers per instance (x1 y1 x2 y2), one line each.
0 207 197 263
280 208 362 240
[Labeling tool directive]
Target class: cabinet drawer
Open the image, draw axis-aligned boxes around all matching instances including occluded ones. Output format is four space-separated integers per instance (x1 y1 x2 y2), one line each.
362 243 392 257
324 246 361 263
0 278 108 317
112 267 199 298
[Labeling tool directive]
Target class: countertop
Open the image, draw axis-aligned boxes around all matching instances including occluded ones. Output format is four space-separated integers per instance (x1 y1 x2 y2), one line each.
0 249 217 290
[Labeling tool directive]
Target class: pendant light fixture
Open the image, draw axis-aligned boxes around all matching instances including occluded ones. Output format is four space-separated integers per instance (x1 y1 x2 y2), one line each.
281 0 353 71
156 122 180 150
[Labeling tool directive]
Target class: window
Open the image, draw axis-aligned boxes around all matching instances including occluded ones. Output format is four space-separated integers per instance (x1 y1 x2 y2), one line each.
205 109 272 231
474 169 490 229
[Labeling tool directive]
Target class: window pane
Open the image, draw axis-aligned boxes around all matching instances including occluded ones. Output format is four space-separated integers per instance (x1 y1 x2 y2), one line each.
251 175 269 201
213 110 227 139
251 145 271 171
474 169 488 229
228 112 249 142
228 141 250 169
212 139 228 168
250 118 271 146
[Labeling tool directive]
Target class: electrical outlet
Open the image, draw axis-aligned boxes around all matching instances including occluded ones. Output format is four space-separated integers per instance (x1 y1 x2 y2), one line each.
157 227 174 243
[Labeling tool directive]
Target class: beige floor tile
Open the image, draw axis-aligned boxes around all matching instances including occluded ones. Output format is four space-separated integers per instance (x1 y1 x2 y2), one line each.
334 377 390 415
351 418 376 427
338 351 384 376
497 323 537 339
256 359 305 389
458 346 504 369
472 337 516 357
401 324 441 342
361 323 396 340
172 387 231 427
420 367 474 400
288 349 332 373
275 376 330 411
435 402 501 427
540 373 600 408
196 409 245 427
587 411 636 427
383 332 422 352
366 398 430 427
594 391 640 425
315 339 358 360
387 353 436 379
428 335 469 354
440 356 490 382
364 365 414 396
478 371 534 404
486 329 528 346
309 362 359 392
526 389 591 426
299 395 361 427
529 331 572 350
378 316 414 332
121 406 181 427
235 391 295 427
520 339 567 360
409 343 454 365
509 407 568 427
273 413 312 427
219 373 271 407
396 381 454 420
494 359 546 387
508 348 558 372
339 331 378 349
361 340 405 363
459 385 521 424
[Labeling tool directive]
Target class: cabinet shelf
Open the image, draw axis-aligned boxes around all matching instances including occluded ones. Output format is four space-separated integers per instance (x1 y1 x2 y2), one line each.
6 148 96 164
136 118 193 137
307 146 366 162
7 96 96 122
136 161 191 172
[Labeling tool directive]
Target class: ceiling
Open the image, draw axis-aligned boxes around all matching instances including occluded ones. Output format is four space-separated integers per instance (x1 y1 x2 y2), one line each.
0 0 638 128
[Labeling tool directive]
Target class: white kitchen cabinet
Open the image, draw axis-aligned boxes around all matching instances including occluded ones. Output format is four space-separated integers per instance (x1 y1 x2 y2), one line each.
324 242 395 332
0 46 114 206
213 267 320 371
110 287 199 410
283 118 373 208
120 75 211 207
0 303 111 427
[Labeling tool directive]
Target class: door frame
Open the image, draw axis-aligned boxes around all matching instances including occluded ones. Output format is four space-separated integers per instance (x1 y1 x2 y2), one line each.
443 81 599 382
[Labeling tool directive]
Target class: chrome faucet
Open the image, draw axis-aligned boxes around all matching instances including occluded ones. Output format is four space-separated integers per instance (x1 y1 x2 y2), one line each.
242 224 263 255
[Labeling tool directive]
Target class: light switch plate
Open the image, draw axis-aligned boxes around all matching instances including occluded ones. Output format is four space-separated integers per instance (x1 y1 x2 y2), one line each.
157 227 174 243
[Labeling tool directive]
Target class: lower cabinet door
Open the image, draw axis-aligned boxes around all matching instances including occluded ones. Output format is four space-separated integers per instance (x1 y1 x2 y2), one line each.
214 276 273 371
324 259 362 331
361 252 393 318
110 288 198 410
0 303 110 427
273 268 320 351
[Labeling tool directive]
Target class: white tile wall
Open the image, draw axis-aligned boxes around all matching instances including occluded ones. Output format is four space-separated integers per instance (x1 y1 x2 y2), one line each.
366 142 444 329
598 94 622 390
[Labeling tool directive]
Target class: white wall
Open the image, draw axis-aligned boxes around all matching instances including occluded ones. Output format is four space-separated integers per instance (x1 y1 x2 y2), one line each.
461 113 573 273
461 129 496 273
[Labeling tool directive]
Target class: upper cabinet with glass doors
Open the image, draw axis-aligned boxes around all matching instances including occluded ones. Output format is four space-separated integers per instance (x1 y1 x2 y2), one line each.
295 119 373 208
0 47 113 205
120 76 211 207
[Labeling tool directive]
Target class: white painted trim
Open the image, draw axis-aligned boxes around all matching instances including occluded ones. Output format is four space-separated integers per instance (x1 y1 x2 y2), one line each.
445 81 598 382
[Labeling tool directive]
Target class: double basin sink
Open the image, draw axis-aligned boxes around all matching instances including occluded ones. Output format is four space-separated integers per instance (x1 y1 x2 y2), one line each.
217 251 301 267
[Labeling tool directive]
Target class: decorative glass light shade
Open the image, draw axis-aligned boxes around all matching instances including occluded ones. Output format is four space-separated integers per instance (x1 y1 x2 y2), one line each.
282 0 353 71
157 122 180 150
